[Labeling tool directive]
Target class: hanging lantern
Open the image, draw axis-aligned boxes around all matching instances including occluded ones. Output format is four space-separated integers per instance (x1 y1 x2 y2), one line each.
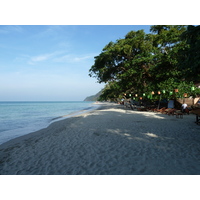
135 94 138 97
158 91 161 95
129 94 131 97
140 97 143 100
191 86 195 91
143 93 146 96
162 90 166 94
184 93 187 97
169 91 173 95
133 97 135 100
175 89 178 93
152 91 155 95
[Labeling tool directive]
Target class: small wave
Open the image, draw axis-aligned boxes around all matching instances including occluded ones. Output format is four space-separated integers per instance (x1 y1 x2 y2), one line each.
83 107 93 110
51 116 63 121
50 105 100 123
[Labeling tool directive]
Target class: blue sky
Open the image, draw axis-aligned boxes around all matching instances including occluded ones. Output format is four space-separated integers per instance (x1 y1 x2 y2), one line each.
0 25 151 101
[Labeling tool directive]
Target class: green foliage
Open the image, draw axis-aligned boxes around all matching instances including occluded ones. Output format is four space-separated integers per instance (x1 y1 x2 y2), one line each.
98 81 123 101
89 25 200 101
178 25 200 82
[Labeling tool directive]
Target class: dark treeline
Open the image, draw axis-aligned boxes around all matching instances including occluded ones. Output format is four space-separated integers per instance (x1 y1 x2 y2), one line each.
89 25 200 102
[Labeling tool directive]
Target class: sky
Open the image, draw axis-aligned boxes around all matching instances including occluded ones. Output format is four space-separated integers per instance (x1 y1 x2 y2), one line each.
0 25 151 101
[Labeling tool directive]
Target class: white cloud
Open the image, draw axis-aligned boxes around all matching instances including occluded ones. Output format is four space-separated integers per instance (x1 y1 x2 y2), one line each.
27 51 65 65
15 51 78 66
73 55 92 62
54 53 95 63
31 54 51 62
0 25 23 34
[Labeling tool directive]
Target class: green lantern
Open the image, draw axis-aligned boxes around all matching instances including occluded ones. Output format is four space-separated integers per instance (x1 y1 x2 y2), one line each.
129 94 132 97
162 90 166 94
143 93 146 96
169 91 173 95
191 86 195 91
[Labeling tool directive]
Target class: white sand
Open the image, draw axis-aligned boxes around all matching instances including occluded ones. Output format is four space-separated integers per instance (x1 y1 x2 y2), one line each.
0 102 200 175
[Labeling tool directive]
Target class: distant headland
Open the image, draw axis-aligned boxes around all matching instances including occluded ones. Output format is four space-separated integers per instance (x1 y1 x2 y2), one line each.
84 90 102 101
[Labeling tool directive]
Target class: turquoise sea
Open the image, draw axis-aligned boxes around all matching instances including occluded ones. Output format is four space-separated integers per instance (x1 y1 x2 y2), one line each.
0 101 98 145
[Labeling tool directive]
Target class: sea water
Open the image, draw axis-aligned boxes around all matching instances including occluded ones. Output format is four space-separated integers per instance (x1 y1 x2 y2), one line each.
0 101 98 145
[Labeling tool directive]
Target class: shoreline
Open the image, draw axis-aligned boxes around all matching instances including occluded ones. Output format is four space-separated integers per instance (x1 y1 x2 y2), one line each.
0 102 113 149
1 102 200 175
50 104 101 122
0 101 98 146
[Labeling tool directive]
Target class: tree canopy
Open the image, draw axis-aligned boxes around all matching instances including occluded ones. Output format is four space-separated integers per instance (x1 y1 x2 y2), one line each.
89 25 200 102
178 25 200 82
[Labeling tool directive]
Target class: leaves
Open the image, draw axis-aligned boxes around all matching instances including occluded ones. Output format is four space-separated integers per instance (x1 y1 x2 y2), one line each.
178 25 200 82
89 25 199 101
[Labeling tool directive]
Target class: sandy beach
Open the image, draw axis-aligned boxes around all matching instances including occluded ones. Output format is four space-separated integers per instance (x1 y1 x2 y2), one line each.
0 102 200 175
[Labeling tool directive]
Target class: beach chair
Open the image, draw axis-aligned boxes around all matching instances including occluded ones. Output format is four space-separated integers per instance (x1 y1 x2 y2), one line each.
163 108 171 115
174 110 183 118
167 109 176 116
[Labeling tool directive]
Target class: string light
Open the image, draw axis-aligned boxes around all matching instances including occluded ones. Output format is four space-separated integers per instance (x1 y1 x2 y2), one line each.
175 89 178 92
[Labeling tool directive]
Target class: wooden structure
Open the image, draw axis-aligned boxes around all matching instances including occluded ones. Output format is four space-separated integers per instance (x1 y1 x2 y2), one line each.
177 97 200 106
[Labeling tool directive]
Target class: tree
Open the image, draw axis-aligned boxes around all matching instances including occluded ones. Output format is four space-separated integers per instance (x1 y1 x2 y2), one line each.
178 25 200 83
149 25 187 86
89 30 156 96
98 81 123 102
89 25 199 102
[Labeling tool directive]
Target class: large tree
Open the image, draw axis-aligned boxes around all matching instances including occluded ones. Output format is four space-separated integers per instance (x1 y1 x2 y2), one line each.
89 29 156 95
89 25 199 101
